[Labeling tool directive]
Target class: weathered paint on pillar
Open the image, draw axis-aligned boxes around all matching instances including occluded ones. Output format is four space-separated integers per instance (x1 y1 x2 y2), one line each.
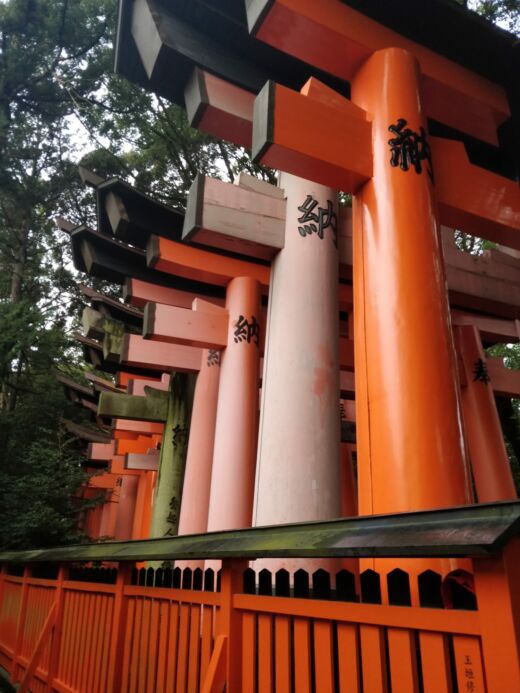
206 277 261 533
456 324 516 502
149 374 195 543
114 475 138 540
351 48 472 574
177 347 221 570
253 173 343 573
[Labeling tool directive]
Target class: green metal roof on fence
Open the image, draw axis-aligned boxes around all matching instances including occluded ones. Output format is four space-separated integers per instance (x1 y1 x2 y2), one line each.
1 501 520 564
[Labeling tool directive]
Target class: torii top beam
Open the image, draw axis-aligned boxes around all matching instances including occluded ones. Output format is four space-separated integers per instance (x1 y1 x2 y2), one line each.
116 0 519 177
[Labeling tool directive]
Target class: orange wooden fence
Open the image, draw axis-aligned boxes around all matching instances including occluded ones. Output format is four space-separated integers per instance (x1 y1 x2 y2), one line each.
1 504 520 692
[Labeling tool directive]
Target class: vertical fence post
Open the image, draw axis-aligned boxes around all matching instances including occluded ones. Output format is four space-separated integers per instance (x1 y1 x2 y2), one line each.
217 559 248 693
106 562 132 693
473 535 520 691
11 565 30 683
45 565 66 692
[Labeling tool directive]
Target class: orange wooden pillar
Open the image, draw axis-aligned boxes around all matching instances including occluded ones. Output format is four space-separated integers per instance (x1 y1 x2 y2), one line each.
177 346 221 569
114 474 139 540
206 277 261 534
253 172 343 573
456 324 516 502
351 48 472 573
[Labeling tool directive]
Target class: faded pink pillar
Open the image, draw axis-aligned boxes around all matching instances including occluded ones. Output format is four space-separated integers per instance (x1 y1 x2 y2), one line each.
253 173 344 574
177 347 221 570
206 277 261 534
114 475 139 540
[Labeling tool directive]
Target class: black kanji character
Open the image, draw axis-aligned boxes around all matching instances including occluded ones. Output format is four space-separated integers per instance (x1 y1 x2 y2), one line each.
207 349 221 367
297 195 338 245
473 358 490 384
233 315 260 346
388 118 433 180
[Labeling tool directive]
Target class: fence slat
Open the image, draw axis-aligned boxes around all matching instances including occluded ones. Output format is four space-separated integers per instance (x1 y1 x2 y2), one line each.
146 600 160 693
453 635 486 693
165 603 179 693
187 605 201 692
175 603 191 693
138 598 151 693
418 631 453 693
200 605 214 688
337 623 360 692
258 613 273 693
120 598 135 691
129 598 143 693
275 615 291 693
360 625 388 693
293 617 312 693
387 628 419 693
155 602 169 693
241 612 256 693
314 619 335 693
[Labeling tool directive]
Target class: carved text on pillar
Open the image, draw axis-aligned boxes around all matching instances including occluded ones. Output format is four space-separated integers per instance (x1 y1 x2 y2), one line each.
207 349 221 367
172 424 188 448
388 118 433 180
297 195 337 246
472 358 490 384
233 315 260 346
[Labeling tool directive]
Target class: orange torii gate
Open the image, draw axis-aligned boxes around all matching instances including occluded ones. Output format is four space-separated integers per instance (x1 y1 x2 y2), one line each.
115 0 520 581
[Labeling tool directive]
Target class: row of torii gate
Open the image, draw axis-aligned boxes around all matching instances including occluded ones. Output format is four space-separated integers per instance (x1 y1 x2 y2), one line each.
60 0 520 584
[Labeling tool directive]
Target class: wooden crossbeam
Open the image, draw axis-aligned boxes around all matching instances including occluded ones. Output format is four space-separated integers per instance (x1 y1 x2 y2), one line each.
143 302 229 349
488 358 520 398
253 81 372 193
113 419 164 434
98 391 169 423
121 334 202 373
88 442 115 462
123 277 226 310
183 174 285 261
147 235 270 289
125 452 159 471
432 138 520 250
245 0 510 145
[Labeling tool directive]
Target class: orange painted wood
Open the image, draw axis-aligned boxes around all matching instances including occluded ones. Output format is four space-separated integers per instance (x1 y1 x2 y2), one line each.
250 0 508 144
132 598 146 693
164 603 179 693
274 615 291 692
144 302 229 349
114 419 164 435
452 636 486 693
359 625 388 693
314 619 335 693
488 357 520 397
11 568 30 682
241 612 256 693
89 473 118 490
154 602 169 693
200 634 227 693
257 614 273 693
185 68 254 149
433 137 520 249
293 618 312 693
473 537 520 692
106 565 131 693
188 605 202 692
337 622 360 692
200 605 214 688
418 632 452 693
253 81 372 193
387 628 419 693
116 435 154 455
122 334 202 373
124 277 225 310
138 598 151 693
233 594 479 634
456 326 516 502
149 235 270 289
18 601 57 693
